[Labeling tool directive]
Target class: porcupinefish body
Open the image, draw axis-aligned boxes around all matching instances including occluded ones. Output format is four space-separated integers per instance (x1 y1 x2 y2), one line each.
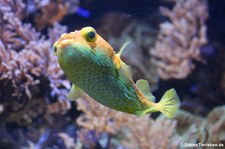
53 27 180 118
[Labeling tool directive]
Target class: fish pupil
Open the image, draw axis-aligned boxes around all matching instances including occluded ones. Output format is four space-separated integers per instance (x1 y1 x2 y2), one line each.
87 31 95 39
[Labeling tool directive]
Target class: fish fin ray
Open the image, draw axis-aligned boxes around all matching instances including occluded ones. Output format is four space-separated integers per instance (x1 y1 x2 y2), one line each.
117 40 131 57
68 84 83 101
136 79 155 102
115 40 132 75
156 88 180 118
134 89 180 118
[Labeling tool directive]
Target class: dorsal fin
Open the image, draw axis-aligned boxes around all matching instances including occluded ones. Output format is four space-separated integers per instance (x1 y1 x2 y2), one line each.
117 40 131 58
136 79 155 102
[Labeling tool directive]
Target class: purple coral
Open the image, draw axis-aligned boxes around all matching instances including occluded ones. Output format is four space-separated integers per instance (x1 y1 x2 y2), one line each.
0 0 76 148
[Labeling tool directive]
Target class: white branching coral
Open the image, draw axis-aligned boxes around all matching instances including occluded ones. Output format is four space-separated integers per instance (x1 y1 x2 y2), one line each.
150 0 208 79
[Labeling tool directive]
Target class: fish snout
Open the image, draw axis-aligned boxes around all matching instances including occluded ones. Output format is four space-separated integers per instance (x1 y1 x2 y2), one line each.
53 39 76 56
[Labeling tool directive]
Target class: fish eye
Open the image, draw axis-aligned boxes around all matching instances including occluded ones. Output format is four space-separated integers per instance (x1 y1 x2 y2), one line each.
87 31 96 41
81 27 97 42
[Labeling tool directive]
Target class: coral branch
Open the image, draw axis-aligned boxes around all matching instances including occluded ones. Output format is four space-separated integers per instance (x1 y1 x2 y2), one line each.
150 0 208 79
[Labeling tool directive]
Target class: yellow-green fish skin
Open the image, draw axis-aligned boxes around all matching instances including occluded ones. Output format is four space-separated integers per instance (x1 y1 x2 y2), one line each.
58 43 144 113
53 27 180 118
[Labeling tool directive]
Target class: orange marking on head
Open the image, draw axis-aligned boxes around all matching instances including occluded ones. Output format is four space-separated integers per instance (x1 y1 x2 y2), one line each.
59 39 75 49
54 27 118 63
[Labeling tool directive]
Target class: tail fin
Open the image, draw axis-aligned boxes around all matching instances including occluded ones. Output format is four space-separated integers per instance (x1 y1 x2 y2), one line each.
157 88 180 118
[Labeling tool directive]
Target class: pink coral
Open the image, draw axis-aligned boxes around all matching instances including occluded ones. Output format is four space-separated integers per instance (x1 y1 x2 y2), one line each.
0 0 71 123
34 0 79 30
150 0 208 79
76 95 177 148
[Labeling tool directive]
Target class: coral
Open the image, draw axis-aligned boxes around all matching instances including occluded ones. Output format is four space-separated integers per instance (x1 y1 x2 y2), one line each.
58 132 78 149
150 0 208 79
206 106 225 144
168 110 205 148
168 106 225 148
0 0 224 148
76 95 177 149
34 0 79 30
0 0 76 148
0 1 71 118
121 116 176 149
76 95 130 134
25 130 82 149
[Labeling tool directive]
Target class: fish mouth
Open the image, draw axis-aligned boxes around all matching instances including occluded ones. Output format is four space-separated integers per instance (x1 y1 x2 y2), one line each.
53 30 80 56
53 39 77 57
52 45 58 55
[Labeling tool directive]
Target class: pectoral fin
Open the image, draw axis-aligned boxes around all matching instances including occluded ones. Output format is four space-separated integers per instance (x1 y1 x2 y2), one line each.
68 84 83 101
120 62 132 78
136 79 155 102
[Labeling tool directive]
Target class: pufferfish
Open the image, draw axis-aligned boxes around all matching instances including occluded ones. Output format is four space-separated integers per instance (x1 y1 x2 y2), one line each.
53 27 180 118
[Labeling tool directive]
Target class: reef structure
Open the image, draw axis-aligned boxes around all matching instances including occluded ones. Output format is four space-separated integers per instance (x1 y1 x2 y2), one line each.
150 0 208 79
